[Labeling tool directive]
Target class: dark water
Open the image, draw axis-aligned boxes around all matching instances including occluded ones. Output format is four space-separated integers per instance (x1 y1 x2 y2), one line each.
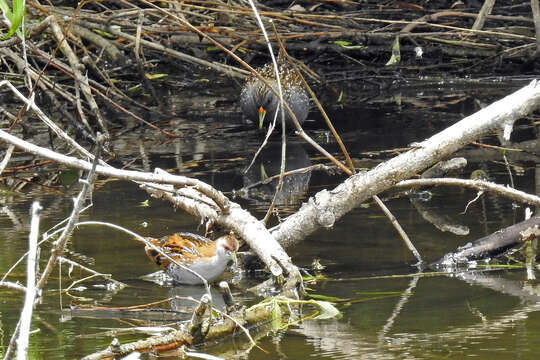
1 81 540 359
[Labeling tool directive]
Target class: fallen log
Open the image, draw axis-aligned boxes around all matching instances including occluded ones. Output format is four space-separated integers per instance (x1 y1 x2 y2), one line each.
431 216 540 268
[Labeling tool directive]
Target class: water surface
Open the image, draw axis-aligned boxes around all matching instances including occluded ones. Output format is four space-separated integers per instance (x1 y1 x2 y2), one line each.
1 80 539 359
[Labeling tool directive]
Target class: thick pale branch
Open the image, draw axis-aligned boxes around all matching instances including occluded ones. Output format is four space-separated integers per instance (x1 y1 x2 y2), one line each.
271 80 540 248
141 178 297 277
0 130 230 211
0 131 297 279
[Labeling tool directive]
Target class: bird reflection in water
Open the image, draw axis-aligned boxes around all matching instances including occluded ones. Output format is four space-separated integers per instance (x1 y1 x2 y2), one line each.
237 142 311 212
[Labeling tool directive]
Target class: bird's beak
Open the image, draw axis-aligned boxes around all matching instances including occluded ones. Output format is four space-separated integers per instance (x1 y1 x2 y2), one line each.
258 106 266 129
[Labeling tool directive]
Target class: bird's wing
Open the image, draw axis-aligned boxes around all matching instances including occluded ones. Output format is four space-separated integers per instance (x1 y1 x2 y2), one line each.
144 233 216 270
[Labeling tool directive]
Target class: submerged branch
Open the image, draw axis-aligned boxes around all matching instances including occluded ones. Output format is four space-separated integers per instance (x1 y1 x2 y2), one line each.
431 216 540 268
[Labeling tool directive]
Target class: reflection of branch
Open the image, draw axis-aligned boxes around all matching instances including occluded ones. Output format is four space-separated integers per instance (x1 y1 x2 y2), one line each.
458 271 540 302
378 276 419 344
294 318 381 358
238 164 334 192
14 202 41 360
0 205 24 231
410 198 470 235
58 256 126 290
0 282 25 292
408 157 471 235
294 271 540 358
384 272 540 356
386 302 540 356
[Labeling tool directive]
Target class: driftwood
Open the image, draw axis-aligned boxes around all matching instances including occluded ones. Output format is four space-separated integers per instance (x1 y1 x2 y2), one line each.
271 80 540 248
431 216 540 268
80 295 313 360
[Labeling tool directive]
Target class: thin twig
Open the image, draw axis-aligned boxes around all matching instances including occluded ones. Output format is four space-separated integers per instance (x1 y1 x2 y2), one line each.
373 195 423 265
472 0 495 30
58 256 126 289
36 136 101 290
395 178 540 206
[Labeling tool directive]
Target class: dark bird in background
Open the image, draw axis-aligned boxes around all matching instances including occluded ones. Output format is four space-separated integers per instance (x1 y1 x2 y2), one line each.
240 58 309 130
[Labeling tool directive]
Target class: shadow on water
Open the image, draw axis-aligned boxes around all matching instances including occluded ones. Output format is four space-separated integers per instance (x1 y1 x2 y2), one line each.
1 80 540 359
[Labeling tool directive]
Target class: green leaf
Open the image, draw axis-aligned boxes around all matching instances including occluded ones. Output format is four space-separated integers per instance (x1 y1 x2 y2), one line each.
308 293 350 302
312 300 341 320
385 36 401 66
355 291 403 296
332 40 364 50
0 0 13 20
302 273 330 282
271 300 282 331
393 93 402 106
1 0 24 40
332 40 352 46
92 28 115 39
145 73 168 80
341 45 365 50
127 84 142 92
259 164 268 180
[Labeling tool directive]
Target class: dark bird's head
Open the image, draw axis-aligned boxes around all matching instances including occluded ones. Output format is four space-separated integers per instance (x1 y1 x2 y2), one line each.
240 62 309 130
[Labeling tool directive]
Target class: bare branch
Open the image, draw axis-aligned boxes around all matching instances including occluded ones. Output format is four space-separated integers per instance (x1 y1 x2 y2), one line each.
395 178 540 206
